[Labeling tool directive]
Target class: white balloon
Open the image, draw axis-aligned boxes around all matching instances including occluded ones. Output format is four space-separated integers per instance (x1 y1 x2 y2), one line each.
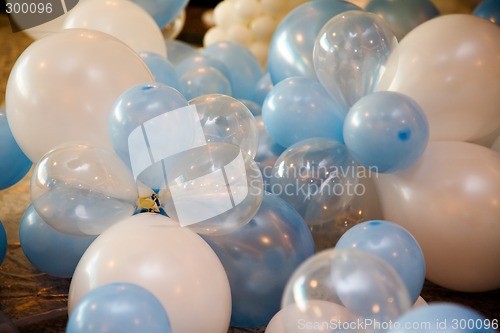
413 296 428 309
68 213 231 333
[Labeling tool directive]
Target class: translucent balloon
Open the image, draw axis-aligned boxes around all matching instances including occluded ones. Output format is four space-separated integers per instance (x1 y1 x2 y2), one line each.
268 0 360 84
343 91 429 173
262 76 346 148
336 220 425 303
19 204 96 278
166 39 199 66
270 138 359 226
131 0 188 28
178 66 232 100
0 220 6 265
377 14 500 141
473 0 500 26
202 192 315 328
0 108 31 190
30 143 138 236
281 248 412 332
313 10 398 110
240 99 262 117
68 213 231 333
139 52 179 89
67 282 171 333
63 0 167 57
375 141 500 292
5 29 153 162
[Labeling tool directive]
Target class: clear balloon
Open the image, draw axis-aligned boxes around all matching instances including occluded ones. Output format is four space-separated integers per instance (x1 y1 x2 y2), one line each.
375 141 500 292
30 143 138 236
138 52 179 90
336 220 425 303
267 0 360 84
240 99 262 117
68 213 231 333
166 39 199 66
0 220 6 265
179 66 232 100
5 28 153 162
473 0 500 26
313 10 398 110
67 282 171 333
262 76 346 148
19 204 96 278
0 108 31 190
377 14 500 141
130 0 188 28
343 91 429 173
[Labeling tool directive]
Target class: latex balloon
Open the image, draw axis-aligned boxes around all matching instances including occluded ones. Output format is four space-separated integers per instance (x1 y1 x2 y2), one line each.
131 0 188 28
413 296 428 309
63 0 167 57
253 72 273 107
313 10 398 109
203 192 315 328
176 54 232 83
343 91 429 173
268 0 360 84
473 0 500 26
377 15 500 141
0 220 6 264
30 143 138 236
19 204 96 277
166 39 198 66
5 28 153 162
68 213 231 333
67 282 171 333
262 76 346 148
0 108 31 190
375 141 500 292
138 52 179 89
179 66 232 100
336 220 425 303
240 99 262 117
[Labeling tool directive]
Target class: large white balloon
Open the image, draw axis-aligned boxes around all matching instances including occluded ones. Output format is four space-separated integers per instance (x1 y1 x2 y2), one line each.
375 141 500 292
68 213 231 333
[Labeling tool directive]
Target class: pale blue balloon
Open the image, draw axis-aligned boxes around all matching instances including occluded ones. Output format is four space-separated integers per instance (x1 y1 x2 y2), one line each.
166 39 198 66
240 99 262 117
130 0 188 27
268 0 360 84
0 220 6 265
139 51 179 90
343 91 429 173
176 53 232 84
253 72 273 106
262 76 345 148
178 66 232 100
473 0 500 26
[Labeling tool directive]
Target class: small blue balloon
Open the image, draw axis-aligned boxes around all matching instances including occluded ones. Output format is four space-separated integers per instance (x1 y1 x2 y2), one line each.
166 39 198 66
0 220 7 265
67 282 171 333
336 220 425 303
176 53 232 84
19 204 96 277
178 66 232 100
253 72 273 106
343 91 429 173
262 76 346 148
387 303 497 333
0 108 32 190
139 52 179 90
473 0 500 26
203 192 315 328
130 0 187 27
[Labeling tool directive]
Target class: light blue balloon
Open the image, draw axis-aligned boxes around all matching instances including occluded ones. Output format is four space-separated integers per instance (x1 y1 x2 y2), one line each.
343 91 429 173
139 52 179 90
176 53 232 84
130 0 188 27
253 72 273 106
336 220 425 303
67 282 171 333
0 108 32 190
262 76 346 148
365 0 439 40
166 39 198 66
387 303 497 333
203 192 315 328
19 204 96 277
240 99 262 117
473 0 500 26
0 220 6 265
178 66 232 100
268 0 360 85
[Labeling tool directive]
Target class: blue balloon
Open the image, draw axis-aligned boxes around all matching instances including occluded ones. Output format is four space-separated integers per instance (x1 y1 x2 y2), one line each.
387 303 497 333
240 99 262 117
178 66 232 100
67 282 171 333
139 52 179 90
0 108 32 190
267 0 360 84
253 72 273 106
130 0 187 28
336 220 425 303
19 204 96 277
473 0 500 26
343 91 429 173
176 53 232 84
0 220 7 265
203 192 315 328
262 76 346 148
165 39 198 66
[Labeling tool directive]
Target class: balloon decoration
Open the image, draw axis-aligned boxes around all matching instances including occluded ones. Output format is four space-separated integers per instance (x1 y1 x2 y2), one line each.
178 66 232 100
131 0 188 28
165 39 198 66
138 52 180 89
473 0 500 26
0 220 6 264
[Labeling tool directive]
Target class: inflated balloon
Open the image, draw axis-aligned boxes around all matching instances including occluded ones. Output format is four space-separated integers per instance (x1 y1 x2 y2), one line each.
343 91 429 173
0 108 31 190
131 0 188 28
19 204 96 278
30 143 138 236
268 0 360 84
253 72 273 107
473 0 500 26
68 213 231 333
161 8 186 40
365 0 439 40
166 39 198 66
203 192 315 328
375 141 500 292
63 0 167 57
176 54 232 82
262 76 346 148
255 116 285 192
313 10 398 110
179 66 232 100
270 138 358 226
377 14 500 141
281 248 412 332
0 220 6 264
240 99 262 117
138 52 179 89
5 28 153 162
336 220 425 303
67 282 171 333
